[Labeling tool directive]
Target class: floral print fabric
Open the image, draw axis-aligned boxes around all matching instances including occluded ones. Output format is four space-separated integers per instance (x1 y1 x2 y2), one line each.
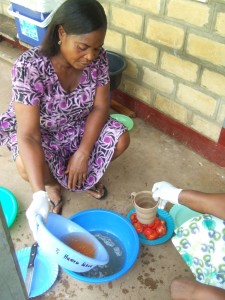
172 214 225 289
0 47 126 191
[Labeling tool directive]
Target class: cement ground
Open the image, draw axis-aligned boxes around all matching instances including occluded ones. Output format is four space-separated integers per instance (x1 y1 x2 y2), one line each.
1 41 225 300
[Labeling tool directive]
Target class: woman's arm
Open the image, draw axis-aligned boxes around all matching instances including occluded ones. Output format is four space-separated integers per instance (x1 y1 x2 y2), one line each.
179 190 225 220
79 83 110 155
15 102 46 193
66 83 110 189
152 181 225 220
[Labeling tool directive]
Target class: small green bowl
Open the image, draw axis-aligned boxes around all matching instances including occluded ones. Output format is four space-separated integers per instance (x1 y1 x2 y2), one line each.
110 114 134 131
0 186 18 227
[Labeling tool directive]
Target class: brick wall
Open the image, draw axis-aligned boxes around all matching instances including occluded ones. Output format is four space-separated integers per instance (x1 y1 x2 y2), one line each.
1 0 225 142
100 0 225 142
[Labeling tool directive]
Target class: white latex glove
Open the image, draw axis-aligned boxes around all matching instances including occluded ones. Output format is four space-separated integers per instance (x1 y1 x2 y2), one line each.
152 181 182 209
26 191 49 240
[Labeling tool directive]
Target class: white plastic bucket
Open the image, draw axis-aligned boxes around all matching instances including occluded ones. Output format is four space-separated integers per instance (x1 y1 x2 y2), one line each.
36 213 109 272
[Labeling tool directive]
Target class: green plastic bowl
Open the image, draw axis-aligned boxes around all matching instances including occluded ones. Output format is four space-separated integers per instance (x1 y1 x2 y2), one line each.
110 114 134 131
0 186 18 227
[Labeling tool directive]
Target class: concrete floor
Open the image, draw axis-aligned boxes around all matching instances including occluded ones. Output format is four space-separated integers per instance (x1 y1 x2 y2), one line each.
1 41 225 300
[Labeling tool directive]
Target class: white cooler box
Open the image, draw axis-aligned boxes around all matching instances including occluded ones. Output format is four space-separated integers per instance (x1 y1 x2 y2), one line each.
8 0 64 46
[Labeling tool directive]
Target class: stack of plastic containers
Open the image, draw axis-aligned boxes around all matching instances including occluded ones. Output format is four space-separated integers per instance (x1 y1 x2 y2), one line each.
8 0 64 46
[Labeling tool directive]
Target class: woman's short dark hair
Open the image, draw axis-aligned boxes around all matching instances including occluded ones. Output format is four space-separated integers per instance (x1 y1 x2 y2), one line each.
40 0 107 57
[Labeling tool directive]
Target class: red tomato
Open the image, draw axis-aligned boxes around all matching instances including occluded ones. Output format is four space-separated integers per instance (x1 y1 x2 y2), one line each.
145 230 159 240
160 219 166 226
130 213 138 225
130 212 137 222
146 218 156 228
152 217 161 229
143 227 154 237
142 224 147 230
133 221 144 234
156 224 167 237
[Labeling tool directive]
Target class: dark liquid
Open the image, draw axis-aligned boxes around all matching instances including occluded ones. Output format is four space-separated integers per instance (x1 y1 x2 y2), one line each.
80 231 125 278
61 232 96 258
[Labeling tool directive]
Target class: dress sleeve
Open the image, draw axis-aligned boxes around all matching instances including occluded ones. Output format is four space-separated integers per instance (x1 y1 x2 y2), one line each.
11 56 44 106
95 48 110 87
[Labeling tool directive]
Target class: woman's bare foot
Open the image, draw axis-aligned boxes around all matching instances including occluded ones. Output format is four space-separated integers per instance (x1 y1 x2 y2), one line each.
170 277 225 300
86 183 107 199
46 183 64 214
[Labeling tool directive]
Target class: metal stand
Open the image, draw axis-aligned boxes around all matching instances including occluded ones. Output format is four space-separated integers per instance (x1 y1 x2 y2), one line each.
0 204 28 300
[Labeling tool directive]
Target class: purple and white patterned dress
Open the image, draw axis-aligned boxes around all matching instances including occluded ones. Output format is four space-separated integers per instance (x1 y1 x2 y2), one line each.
0 47 126 192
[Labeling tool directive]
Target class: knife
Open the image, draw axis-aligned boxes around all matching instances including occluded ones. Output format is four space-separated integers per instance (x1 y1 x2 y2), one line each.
25 242 38 297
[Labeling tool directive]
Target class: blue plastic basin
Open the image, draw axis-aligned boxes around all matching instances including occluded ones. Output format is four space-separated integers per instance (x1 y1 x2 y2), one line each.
63 209 140 283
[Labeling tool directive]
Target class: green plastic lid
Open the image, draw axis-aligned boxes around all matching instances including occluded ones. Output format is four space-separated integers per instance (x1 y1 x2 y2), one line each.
0 186 18 227
110 114 134 131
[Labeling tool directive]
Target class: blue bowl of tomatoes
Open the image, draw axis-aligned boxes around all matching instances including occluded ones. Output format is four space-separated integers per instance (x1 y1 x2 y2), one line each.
127 208 175 245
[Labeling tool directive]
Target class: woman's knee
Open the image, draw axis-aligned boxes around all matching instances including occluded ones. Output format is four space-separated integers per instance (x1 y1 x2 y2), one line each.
113 131 130 160
15 156 29 181
16 156 56 185
123 131 130 148
118 131 130 152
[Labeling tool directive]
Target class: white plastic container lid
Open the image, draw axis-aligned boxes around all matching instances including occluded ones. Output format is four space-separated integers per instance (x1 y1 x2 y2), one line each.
10 0 65 13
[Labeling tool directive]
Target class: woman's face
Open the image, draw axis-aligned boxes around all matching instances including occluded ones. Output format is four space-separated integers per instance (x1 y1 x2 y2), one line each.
58 27 106 69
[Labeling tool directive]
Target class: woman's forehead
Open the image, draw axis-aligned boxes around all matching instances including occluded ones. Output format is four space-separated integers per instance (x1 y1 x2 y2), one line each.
68 29 106 46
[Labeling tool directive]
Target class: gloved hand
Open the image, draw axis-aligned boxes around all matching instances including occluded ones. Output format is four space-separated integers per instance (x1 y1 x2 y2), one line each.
152 181 182 209
26 191 49 240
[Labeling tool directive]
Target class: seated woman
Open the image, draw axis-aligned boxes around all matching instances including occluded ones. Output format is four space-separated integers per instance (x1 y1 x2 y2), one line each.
0 0 130 239
152 181 225 300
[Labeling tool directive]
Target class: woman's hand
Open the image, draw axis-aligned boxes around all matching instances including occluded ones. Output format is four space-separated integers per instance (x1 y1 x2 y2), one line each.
152 181 182 208
65 150 89 190
65 84 110 190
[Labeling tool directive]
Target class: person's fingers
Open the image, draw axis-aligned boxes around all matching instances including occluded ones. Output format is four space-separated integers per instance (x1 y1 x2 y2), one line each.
40 206 49 222
74 175 82 190
158 199 167 209
82 173 87 182
152 189 161 200
76 172 87 189
67 170 76 189
152 182 160 193
70 172 85 190
66 163 87 189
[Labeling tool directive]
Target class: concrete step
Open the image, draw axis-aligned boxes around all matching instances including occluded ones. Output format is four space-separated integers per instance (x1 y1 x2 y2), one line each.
0 14 31 49
0 14 30 63
0 14 17 42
